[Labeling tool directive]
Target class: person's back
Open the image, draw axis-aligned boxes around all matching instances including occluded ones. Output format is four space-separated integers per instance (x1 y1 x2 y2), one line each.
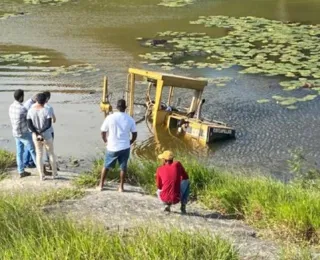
27 107 52 141
156 161 188 204
103 111 135 152
99 99 137 192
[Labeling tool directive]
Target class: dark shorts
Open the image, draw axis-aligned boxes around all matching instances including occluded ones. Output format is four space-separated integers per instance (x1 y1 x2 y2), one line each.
104 148 130 171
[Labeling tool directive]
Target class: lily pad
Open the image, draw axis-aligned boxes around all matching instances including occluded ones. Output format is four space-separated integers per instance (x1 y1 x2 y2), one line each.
257 99 270 104
138 15 320 93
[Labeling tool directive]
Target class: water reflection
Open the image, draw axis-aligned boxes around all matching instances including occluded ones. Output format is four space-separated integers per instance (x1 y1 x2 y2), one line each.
133 124 231 161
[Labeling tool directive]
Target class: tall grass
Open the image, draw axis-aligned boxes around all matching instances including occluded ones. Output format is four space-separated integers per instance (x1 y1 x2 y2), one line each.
75 156 320 243
0 149 15 178
0 192 238 260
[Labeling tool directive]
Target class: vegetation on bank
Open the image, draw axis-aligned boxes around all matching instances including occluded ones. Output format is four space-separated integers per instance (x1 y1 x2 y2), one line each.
75 154 320 244
0 149 15 178
0 191 238 260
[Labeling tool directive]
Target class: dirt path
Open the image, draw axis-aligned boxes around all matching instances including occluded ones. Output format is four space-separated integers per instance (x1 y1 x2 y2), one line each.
1 170 279 259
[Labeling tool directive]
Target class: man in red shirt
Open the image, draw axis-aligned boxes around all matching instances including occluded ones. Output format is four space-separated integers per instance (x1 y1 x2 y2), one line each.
156 150 190 214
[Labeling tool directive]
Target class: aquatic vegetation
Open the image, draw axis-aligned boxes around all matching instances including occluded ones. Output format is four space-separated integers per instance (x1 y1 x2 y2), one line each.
0 51 99 77
51 63 100 76
158 0 196 8
197 76 232 87
256 99 270 104
138 16 320 96
0 12 25 20
23 0 71 5
270 94 318 109
0 52 50 65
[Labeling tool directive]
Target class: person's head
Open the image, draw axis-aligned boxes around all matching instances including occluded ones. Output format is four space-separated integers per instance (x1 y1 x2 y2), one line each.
117 99 127 112
158 150 174 165
14 89 24 103
43 91 51 103
36 93 47 106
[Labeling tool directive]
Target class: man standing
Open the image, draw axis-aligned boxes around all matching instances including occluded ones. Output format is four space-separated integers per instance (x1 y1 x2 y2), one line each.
8 89 37 178
23 93 38 168
156 151 190 214
27 93 57 180
43 91 57 170
99 99 137 192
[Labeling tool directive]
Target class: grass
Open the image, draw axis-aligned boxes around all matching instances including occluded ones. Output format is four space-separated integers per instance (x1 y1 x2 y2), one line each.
0 191 238 260
75 156 320 244
0 149 15 178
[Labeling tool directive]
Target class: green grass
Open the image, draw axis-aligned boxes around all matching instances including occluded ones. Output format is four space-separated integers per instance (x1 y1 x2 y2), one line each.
0 191 238 260
0 149 15 178
75 156 320 244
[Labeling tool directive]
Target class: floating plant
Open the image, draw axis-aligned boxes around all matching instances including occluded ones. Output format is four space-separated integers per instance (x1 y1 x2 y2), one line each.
158 0 196 8
138 16 320 91
0 52 50 65
51 64 100 77
197 76 232 87
0 12 26 20
23 0 71 5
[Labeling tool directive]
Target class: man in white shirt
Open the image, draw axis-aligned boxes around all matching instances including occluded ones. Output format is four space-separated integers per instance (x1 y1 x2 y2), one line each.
99 99 137 192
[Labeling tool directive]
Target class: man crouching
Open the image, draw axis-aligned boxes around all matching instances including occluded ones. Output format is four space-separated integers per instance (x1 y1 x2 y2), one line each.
156 151 190 214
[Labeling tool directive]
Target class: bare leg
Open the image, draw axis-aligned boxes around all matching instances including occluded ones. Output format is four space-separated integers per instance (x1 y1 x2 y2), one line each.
119 170 126 192
99 167 108 191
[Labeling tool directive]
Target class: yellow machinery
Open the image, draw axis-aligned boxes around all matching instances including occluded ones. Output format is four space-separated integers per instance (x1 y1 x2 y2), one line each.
100 68 235 144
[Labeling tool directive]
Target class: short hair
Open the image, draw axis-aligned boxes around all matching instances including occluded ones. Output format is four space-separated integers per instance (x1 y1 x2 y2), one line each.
43 91 51 101
117 99 126 110
37 93 47 105
14 89 24 101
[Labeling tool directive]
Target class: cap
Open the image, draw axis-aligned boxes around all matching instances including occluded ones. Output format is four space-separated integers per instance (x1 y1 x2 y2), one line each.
158 150 174 160
117 99 126 109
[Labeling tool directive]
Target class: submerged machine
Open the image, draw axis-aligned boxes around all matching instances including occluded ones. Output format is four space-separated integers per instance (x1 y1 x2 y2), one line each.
100 68 235 144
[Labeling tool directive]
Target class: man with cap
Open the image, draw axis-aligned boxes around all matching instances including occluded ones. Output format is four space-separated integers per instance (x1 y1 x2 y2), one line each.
99 99 137 192
156 150 190 214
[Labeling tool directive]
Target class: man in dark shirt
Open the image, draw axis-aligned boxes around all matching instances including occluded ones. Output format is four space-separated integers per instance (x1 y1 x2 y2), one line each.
156 150 190 214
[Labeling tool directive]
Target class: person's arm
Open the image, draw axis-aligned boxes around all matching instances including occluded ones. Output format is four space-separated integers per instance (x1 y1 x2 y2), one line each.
27 119 40 135
130 132 137 145
39 119 52 134
52 113 56 123
130 119 137 145
156 169 162 190
101 132 107 143
178 162 189 180
100 118 109 143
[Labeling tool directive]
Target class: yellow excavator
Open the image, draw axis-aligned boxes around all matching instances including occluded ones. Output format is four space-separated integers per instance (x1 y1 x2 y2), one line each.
100 68 235 145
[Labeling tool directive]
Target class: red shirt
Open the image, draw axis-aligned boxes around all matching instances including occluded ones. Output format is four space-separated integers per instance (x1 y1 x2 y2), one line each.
156 161 189 204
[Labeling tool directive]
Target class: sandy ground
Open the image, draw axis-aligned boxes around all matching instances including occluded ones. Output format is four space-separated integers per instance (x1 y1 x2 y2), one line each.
0 169 280 260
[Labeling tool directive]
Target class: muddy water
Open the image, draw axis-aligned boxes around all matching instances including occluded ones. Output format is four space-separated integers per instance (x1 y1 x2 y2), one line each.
1 0 320 175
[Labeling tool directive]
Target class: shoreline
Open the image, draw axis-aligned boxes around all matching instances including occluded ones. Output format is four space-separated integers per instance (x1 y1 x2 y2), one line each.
1 149 319 258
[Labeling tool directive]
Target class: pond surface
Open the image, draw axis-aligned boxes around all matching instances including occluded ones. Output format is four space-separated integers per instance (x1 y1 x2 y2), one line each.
1 0 320 176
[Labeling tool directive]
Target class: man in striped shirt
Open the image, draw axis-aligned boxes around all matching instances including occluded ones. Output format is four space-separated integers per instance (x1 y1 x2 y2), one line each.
9 89 37 177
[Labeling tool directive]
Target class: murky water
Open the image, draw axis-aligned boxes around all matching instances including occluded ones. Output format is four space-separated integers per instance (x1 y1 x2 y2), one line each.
1 0 320 175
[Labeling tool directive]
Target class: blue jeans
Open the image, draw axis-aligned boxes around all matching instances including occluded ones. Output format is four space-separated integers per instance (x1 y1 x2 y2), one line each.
104 148 130 171
15 133 37 174
157 180 190 205
23 149 35 167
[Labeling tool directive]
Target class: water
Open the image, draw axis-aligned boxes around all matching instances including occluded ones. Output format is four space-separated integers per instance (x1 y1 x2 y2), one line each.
1 0 320 175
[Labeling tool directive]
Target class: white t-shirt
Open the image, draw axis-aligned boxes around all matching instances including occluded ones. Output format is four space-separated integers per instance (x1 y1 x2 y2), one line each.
100 112 137 152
